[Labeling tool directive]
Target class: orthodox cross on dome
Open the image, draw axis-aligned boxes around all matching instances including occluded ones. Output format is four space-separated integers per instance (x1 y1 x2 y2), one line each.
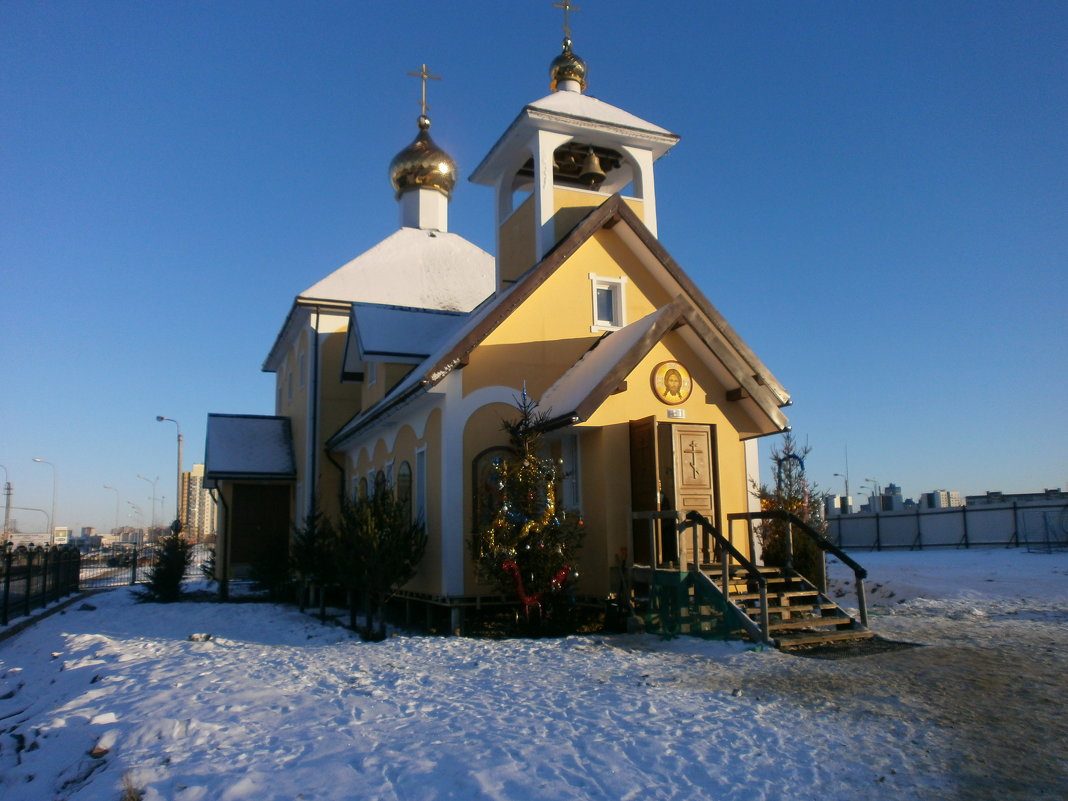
553 0 581 38
406 63 441 118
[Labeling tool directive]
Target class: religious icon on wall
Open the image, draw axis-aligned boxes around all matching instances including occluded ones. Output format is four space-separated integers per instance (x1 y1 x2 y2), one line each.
651 360 692 405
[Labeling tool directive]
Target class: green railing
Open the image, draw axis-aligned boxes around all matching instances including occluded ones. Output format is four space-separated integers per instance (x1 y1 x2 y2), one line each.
727 510 869 628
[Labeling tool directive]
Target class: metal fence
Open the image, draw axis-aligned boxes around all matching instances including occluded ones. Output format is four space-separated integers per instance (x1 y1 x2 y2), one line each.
827 501 1068 551
1 544 82 626
1 542 214 626
78 543 212 590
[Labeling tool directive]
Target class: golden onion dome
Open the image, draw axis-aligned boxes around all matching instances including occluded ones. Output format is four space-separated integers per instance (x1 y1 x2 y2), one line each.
550 37 587 92
389 115 457 199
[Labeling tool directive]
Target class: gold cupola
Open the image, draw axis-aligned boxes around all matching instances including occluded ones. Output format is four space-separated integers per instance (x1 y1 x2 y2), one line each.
389 115 457 200
550 36 587 92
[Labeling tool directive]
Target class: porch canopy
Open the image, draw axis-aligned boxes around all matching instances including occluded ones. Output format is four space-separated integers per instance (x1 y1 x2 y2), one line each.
203 413 296 486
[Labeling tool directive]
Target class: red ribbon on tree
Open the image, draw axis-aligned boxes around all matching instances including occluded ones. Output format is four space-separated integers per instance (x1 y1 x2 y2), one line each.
501 561 571 620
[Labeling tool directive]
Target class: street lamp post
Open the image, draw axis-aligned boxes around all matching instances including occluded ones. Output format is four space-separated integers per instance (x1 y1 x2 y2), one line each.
32 458 56 545
0 464 10 538
833 472 850 513
864 477 881 512
156 416 183 534
103 484 120 534
136 474 160 527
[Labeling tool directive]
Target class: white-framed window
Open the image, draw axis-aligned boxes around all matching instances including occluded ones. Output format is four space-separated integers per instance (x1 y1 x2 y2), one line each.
589 273 627 332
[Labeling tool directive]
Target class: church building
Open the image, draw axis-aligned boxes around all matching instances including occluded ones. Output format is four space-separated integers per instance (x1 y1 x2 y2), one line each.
204 20 791 627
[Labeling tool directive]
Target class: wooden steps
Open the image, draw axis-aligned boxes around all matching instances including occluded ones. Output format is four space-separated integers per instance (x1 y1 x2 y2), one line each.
702 564 872 649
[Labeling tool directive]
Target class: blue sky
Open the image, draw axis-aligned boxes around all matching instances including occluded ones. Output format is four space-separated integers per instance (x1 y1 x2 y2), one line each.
2 1 1065 534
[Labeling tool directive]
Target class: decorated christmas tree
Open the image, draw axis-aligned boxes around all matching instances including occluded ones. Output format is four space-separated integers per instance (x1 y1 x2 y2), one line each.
471 391 584 627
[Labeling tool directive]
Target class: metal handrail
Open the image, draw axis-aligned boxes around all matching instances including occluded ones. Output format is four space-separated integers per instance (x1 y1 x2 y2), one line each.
682 511 771 644
630 510 681 569
728 510 869 628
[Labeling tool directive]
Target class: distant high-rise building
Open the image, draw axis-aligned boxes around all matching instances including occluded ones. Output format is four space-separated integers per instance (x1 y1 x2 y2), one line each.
922 490 963 509
966 489 1065 506
181 464 216 542
824 494 853 516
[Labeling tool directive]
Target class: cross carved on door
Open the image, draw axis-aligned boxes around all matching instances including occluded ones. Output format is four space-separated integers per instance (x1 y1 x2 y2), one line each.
684 438 703 479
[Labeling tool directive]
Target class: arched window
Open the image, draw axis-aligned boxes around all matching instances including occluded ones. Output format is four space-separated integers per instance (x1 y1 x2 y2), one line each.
357 476 368 500
374 470 386 497
396 461 413 520
471 447 514 534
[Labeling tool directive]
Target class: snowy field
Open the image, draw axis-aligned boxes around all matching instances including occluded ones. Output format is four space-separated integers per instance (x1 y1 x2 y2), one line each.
2 547 1066 801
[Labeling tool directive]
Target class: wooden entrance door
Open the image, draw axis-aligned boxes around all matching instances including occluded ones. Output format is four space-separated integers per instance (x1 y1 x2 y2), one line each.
630 419 718 567
665 424 716 566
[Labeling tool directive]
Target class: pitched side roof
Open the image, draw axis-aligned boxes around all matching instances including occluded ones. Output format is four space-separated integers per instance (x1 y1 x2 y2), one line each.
343 303 469 371
263 228 494 372
204 414 296 481
539 297 789 435
327 194 790 448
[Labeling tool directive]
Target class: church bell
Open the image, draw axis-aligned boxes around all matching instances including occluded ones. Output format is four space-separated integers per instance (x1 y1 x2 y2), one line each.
579 147 606 188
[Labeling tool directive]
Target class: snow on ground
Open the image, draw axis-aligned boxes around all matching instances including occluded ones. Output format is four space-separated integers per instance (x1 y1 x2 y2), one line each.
1 548 1066 801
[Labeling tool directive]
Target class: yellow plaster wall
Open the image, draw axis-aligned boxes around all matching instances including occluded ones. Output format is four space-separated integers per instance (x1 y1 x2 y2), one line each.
578 333 756 559
464 231 667 401
343 409 446 597
498 195 536 287
461 402 519 596
551 189 645 242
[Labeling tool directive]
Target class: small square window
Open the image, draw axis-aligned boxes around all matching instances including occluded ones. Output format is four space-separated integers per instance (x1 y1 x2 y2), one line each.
589 273 627 332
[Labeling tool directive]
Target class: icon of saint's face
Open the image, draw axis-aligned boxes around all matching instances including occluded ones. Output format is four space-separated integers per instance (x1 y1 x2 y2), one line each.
664 369 682 397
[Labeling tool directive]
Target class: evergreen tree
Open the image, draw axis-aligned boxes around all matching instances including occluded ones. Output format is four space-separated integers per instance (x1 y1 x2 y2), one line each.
336 488 427 640
470 392 584 629
138 533 193 603
290 503 336 617
756 433 826 582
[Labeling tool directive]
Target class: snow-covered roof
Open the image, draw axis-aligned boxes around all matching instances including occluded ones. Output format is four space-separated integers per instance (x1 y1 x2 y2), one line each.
327 196 791 449
344 303 469 370
526 91 674 137
471 93 679 186
204 414 296 480
300 227 494 313
540 308 668 419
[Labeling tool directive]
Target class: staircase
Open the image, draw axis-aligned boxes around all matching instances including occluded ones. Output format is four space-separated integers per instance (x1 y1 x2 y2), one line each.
630 510 874 649
699 563 873 649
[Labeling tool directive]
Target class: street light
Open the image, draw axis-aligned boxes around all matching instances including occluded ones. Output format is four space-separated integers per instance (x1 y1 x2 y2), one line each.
32 458 56 546
0 464 10 537
103 484 120 534
833 472 850 514
156 416 183 534
136 474 160 527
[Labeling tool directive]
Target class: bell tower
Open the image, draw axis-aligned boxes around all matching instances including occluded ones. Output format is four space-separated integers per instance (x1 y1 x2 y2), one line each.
470 2 680 290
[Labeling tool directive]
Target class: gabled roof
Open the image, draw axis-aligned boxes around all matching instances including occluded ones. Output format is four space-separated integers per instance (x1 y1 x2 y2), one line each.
540 297 789 435
204 414 296 481
327 194 789 449
299 227 493 311
470 92 679 187
343 303 469 370
263 227 494 372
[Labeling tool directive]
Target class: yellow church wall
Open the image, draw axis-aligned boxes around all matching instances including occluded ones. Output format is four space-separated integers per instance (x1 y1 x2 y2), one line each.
569 425 633 599
498 194 536 287
464 231 666 402
340 409 447 598
550 188 645 243
316 331 362 517
578 334 757 559
416 408 444 597
461 402 519 596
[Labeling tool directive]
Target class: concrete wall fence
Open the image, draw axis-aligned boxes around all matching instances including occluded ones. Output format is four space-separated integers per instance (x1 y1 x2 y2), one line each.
828 501 1068 551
